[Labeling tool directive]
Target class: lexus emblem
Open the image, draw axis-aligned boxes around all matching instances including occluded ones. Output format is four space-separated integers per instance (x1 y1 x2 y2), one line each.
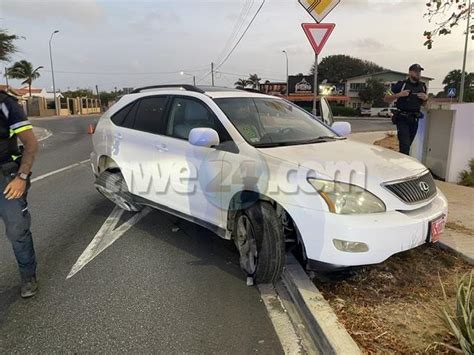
419 181 430 193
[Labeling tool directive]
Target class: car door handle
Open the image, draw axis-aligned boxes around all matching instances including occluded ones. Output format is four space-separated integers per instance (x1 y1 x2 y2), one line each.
155 143 168 152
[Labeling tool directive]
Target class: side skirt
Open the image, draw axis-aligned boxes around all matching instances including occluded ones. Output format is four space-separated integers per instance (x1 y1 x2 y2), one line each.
132 195 230 240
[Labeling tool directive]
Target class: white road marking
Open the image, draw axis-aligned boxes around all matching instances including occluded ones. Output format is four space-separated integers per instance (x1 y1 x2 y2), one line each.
67 206 151 279
258 284 305 355
31 159 90 183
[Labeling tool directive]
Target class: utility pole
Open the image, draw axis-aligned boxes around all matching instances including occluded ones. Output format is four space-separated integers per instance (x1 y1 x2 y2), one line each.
49 30 60 115
211 62 215 86
312 53 318 116
459 0 471 103
95 84 102 110
282 50 289 97
4 67 9 89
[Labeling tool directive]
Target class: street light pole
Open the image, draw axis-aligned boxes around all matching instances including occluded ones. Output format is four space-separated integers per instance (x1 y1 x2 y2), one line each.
49 30 59 115
459 0 471 103
282 50 289 97
180 71 196 86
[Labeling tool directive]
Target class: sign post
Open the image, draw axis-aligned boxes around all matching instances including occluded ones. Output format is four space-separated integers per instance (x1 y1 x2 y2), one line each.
313 53 318 115
301 23 335 115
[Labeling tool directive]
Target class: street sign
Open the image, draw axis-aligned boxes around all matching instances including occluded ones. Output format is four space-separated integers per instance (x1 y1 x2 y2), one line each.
301 23 335 55
298 0 340 23
448 88 456 98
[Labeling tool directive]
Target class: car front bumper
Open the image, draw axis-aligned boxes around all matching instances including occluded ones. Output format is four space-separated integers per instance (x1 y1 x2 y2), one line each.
292 190 448 267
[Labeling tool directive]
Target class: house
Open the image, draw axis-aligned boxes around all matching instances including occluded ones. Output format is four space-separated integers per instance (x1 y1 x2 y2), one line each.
345 70 433 108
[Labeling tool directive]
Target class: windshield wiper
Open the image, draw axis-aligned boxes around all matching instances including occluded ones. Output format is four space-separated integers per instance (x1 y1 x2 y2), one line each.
314 136 345 141
254 136 343 148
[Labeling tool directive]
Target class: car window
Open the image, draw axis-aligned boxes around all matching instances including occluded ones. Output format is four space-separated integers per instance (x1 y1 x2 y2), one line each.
165 97 231 142
111 101 138 128
215 97 336 147
133 96 168 134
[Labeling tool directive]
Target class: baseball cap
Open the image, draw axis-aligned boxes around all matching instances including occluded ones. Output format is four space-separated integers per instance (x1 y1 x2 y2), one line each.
409 64 424 72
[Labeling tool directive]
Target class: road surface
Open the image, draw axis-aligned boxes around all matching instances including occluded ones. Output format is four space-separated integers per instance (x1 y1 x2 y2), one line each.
0 115 283 353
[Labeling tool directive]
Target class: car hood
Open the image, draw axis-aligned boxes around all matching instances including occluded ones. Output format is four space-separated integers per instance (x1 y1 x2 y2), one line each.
257 139 427 184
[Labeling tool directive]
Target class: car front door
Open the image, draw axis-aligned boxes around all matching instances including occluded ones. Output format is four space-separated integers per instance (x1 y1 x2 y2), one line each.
153 95 232 229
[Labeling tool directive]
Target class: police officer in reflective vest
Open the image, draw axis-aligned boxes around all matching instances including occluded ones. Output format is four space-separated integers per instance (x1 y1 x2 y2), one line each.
0 89 39 298
384 64 429 155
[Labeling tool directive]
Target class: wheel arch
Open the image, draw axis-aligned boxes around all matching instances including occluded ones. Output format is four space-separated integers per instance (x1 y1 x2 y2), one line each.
226 190 308 261
97 155 120 174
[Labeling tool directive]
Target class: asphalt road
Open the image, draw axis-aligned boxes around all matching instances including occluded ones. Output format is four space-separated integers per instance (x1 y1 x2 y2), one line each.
0 115 283 354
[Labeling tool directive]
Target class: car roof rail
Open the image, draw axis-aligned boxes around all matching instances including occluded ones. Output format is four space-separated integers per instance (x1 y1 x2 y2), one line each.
238 88 263 94
130 85 205 94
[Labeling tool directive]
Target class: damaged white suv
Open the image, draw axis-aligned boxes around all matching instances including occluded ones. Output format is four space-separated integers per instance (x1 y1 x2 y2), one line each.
91 85 448 284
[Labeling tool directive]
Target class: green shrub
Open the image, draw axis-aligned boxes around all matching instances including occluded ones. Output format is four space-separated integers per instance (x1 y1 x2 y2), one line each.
437 272 474 354
330 105 357 117
459 159 474 187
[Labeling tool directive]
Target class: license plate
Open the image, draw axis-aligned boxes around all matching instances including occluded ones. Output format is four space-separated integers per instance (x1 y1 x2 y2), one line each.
430 214 446 243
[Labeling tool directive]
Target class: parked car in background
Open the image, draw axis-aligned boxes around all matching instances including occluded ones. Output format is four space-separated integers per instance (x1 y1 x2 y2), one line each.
378 108 396 118
91 85 448 285
359 107 371 117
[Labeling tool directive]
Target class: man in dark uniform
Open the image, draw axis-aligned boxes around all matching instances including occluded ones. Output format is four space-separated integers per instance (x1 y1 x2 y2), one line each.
384 64 429 155
0 89 39 298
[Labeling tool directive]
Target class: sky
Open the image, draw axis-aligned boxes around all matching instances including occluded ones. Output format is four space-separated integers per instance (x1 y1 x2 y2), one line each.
0 0 471 94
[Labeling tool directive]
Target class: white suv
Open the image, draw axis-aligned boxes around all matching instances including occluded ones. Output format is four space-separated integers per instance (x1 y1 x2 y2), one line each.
91 85 448 284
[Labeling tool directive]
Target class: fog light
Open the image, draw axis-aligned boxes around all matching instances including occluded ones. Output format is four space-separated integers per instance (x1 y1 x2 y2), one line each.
333 239 369 253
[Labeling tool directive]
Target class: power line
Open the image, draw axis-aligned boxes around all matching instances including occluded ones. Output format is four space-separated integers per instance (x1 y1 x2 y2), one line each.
41 67 209 76
214 0 253 65
215 0 266 71
198 0 266 84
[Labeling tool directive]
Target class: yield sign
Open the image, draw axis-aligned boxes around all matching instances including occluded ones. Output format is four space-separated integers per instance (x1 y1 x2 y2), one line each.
301 23 335 55
298 0 340 23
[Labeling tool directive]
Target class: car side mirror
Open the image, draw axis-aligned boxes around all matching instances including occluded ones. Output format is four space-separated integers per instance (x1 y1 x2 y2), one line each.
189 128 220 148
332 122 351 137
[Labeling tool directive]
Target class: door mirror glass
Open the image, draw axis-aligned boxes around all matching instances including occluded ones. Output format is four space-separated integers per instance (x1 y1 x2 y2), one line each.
188 128 220 148
332 121 351 137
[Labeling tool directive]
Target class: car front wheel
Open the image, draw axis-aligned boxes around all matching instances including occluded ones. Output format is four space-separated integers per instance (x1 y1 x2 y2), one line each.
233 201 285 284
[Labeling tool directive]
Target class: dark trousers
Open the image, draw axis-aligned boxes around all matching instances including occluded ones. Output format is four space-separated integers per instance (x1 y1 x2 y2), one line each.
0 163 36 281
396 117 419 155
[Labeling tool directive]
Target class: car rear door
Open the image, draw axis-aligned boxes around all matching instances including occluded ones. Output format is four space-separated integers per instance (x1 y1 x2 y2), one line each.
110 95 172 203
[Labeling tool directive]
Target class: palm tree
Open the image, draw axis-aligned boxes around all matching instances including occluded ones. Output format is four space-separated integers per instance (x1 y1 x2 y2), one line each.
247 74 261 89
0 29 21 62
234 78 248 88
7 60 43 96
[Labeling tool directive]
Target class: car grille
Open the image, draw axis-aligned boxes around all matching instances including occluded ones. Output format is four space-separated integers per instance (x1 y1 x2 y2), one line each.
383 171 437 204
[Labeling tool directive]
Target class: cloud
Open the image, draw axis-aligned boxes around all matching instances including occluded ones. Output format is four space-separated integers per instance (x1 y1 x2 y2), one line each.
2 0 104 25
128 9 181 33
352 37 392 52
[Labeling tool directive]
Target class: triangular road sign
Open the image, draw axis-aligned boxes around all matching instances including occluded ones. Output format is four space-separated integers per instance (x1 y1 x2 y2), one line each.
301 23 335 55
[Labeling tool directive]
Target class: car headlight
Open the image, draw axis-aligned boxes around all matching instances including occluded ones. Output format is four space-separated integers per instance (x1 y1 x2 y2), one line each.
308 179 386 214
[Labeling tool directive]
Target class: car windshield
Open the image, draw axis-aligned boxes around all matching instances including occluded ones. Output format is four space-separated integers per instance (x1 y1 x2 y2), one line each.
214 97 338 148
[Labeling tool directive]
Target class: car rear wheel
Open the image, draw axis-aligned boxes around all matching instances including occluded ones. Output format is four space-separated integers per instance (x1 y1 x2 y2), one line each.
233 201 285 284
95 170 142 212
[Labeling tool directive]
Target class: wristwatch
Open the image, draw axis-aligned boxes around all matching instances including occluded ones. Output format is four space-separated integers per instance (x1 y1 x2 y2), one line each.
17 172 29 181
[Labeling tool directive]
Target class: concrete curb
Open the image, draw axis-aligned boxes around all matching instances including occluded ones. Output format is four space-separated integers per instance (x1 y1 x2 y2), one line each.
282 256 361 354
438 241 474 265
